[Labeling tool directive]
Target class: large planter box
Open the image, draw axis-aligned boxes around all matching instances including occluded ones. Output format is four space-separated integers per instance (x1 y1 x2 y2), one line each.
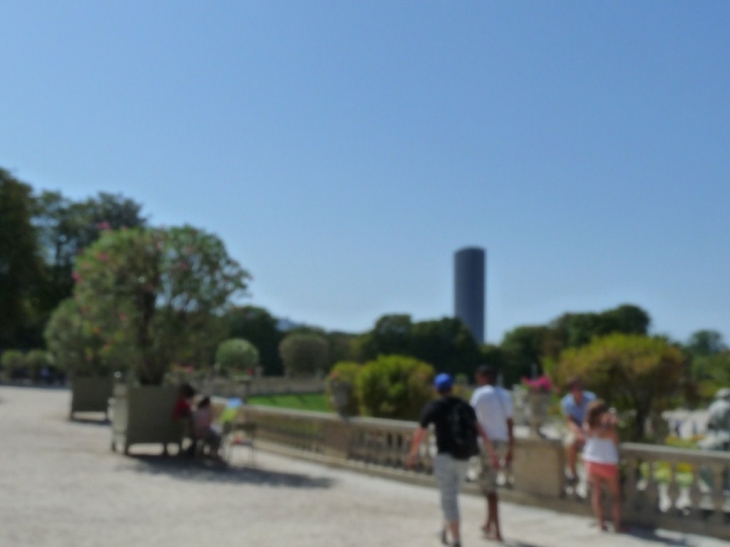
111 384 182 455
70 376 114 419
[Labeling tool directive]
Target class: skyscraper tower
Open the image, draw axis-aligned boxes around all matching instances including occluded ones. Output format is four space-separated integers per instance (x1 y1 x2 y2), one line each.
454 247 485 344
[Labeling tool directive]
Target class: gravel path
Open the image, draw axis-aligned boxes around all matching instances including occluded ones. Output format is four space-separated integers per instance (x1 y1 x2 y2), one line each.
0 386 727 547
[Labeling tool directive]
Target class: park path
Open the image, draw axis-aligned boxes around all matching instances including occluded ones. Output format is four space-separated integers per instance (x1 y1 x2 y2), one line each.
0 386 726 547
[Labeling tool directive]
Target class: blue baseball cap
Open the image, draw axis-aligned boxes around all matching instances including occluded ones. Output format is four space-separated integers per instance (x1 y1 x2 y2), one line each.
434 373 453 393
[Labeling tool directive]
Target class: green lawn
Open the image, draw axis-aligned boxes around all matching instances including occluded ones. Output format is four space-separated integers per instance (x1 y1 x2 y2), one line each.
248 393 330 413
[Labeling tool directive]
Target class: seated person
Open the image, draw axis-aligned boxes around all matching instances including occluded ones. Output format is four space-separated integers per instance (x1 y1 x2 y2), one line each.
193 397 222 458
173 383 196 421
173 383 197 456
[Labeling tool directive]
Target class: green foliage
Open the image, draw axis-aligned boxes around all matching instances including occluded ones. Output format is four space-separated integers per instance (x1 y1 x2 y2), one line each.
31 190 147 346
687 330 726 357
360 314 479 377
44 298 132 377
410 318 480 376
216 338 259 373
690 352 730 401
226 306 283 375
326 361 363 415
500 325 550 385
1 350 26 375
554 334 685 441
361 314 413 358
279 333 329 377
356 355 434 420
24 349 53 378
0 170 44 350
499 304 652 387
326 332 361 368
73 226 249 384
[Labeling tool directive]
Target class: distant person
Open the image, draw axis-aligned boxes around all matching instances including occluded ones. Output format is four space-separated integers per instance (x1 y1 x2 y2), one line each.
583 400 622 533
470 365 513 542
561 378 596 482
408 373 499 547
193 396 222 458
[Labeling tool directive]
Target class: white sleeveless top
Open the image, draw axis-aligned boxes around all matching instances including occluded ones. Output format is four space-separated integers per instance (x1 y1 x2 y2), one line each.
583 432 618 465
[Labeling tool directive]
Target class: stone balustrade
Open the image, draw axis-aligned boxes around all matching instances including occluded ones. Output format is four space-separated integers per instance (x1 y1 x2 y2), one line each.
235 404 730 540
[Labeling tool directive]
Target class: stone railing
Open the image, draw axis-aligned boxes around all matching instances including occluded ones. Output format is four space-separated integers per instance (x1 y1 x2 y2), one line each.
235 405 730 541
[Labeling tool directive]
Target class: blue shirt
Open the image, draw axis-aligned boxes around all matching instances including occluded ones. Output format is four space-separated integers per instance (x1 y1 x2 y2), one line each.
561 391 596 426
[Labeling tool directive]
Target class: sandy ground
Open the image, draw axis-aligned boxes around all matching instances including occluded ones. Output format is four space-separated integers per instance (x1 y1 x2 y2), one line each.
0 386 727 547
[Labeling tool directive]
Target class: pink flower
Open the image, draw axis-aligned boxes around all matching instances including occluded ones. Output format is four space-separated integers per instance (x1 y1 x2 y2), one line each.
96 252 109 262
72 272 82 283
96 221 111 230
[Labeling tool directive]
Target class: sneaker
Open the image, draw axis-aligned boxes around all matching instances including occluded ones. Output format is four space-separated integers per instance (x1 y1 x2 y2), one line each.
440 527 449 545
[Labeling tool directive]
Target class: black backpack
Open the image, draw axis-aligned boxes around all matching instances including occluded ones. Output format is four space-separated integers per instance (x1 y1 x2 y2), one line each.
448 399 480 460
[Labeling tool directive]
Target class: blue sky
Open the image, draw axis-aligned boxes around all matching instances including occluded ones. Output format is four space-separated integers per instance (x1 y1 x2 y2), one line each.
2 2 729 343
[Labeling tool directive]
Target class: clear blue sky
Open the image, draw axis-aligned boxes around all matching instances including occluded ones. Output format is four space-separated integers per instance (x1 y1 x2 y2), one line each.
2 2 729 343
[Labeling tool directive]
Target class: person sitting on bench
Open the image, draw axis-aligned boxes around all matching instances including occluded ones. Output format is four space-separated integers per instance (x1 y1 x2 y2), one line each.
193 397 222 458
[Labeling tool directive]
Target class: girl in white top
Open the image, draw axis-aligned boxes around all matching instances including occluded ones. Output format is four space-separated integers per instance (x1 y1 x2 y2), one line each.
583 399 622 533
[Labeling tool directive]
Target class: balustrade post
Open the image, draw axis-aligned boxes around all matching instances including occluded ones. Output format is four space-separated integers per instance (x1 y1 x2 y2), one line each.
688 463 704 520
645 461 660 513
709 463 727 526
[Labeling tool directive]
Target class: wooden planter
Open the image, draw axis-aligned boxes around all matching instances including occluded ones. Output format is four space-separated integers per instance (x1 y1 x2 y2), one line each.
111 384 182 456
70 376 114 420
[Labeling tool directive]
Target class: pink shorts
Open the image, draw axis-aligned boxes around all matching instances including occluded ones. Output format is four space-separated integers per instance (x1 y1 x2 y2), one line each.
586 461 618 481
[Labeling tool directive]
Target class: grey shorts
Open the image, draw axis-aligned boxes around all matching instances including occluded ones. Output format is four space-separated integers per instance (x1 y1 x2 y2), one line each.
433 454 470 522
479 441 508 494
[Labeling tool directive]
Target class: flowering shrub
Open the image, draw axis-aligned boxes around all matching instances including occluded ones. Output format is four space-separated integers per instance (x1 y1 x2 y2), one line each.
521 375 553 393
356 355 434 420
59 225 250 384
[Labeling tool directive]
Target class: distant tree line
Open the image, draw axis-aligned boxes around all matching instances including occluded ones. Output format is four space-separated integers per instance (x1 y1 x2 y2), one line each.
3 167 728 403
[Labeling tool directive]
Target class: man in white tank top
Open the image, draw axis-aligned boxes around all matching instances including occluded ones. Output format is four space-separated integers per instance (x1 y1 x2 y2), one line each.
470 365 513 541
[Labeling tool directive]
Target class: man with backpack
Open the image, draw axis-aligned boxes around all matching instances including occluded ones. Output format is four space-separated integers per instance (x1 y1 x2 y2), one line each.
408 373 500 547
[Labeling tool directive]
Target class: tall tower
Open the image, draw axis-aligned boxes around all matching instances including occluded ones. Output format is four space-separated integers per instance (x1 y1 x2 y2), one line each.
454 247 485 344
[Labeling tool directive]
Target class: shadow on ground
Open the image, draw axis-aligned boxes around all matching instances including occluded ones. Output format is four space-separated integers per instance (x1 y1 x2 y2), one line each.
628 526 693 546
126 455 335 489
69 415 110 427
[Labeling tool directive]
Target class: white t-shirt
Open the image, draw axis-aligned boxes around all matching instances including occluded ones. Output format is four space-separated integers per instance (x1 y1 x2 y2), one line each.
583 432 619 465
470 385 513 442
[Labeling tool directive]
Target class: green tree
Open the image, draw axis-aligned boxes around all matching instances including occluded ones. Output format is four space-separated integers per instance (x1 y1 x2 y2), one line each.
215 338 259 374
356 355 434 420
1 350 26 378
554 334 685 441
361 314 413 359
279 333 329 377
33 190 146 319
0 170 43 350
410 317 480 376
73 226 249 384
687 330 726 357
24 349 53 380
549 304 651 350
227 306 284 375
500 325 551 385
326 331 360 368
